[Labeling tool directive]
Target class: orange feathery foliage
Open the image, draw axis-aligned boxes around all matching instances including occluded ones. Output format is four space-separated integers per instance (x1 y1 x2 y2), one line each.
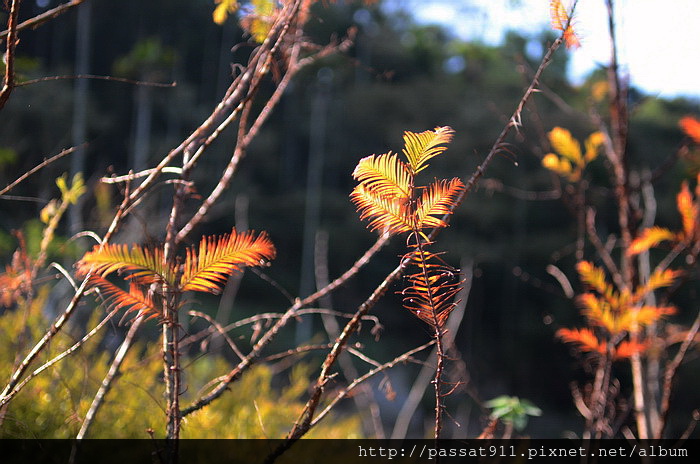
88 275 161 320
629 175 699 255
351 126 464 236
636 269 682 300
557 328 650 359
0 266 24 307
628 226 676 256
351 153 411 200
542 128 602 181
352 127 464 329
576 261 608 295
414 178 465 230
0 235 32 307
557 328 605 354
79 228 275 321
677 180 698 238
574 258 678 336
614 340 648 359
680 116 700 144
180 229 276 294
550 0 580 49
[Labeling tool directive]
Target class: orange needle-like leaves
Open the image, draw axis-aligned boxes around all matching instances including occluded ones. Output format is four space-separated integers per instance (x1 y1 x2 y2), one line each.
181 229 276 294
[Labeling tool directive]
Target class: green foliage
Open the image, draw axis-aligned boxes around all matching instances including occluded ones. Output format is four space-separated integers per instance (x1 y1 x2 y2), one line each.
184 360 362 438
484 396 542 432
0 147 17 168
0 302 362 438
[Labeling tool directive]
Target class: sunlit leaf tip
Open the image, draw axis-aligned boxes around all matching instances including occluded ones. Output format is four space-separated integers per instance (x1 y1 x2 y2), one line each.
402 126 454 174
549 0 580 49
180 228 276 294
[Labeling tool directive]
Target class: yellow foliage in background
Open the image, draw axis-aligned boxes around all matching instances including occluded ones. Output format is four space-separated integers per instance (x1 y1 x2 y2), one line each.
0 299 362 438
541 127 603 182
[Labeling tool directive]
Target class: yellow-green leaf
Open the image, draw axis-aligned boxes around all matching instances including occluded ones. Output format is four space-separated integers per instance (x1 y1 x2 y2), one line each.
402 126 453 174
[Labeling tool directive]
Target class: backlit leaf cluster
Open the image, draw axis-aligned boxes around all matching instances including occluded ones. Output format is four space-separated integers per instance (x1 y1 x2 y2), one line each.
77 229 276 319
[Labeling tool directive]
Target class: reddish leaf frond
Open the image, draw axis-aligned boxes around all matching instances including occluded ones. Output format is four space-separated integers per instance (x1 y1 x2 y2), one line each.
557 327 605 354
180 229 276 294
88 275 161 319
614 340 649 359
401 248 462 329
680 115 700 144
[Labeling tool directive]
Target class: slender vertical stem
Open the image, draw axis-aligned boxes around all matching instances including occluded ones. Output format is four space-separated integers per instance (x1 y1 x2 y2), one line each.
604 0 647 440
412 233 445 440
0 0 22 110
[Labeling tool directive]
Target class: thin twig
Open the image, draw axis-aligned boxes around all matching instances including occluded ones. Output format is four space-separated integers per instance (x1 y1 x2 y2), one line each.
0 145 82 197
188 310 246 360
16 74 175 88
309 341 435 429
175 31 354 244
180 229 390 417
0 181 131 408
0 0 22 110
585 208 625 290
0 0 86 41
1 303 123 406
100 167 183 184
659 310 700 437
76 315 144 439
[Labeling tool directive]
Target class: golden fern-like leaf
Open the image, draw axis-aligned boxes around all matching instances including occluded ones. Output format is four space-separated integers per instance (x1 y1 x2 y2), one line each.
77 243 171 285
633 268 681 302
402 126 454 174
578 293 617 334
352 152 411 200
633 305 676 328
415 178 465 230
677 180 697 238
550 0 580 49
88 275 161 319
576 261 609 296
350 183 413 235
401 249 462 329
180 229 276 294
628 226 676 256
